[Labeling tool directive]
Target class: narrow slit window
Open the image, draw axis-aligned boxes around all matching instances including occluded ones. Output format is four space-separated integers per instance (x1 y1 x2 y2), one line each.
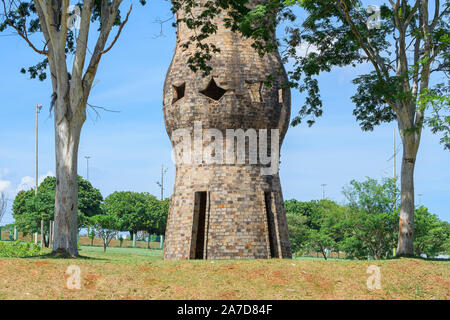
200 78 227 101
172 83 186 103
246 81 262 103
278 88 284 103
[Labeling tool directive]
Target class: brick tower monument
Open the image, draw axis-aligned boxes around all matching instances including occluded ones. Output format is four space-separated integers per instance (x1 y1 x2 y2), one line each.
163 1 292 260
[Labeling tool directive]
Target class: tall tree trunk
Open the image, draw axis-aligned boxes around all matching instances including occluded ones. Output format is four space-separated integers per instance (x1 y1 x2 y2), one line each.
52 107 84 257
396 132 419 257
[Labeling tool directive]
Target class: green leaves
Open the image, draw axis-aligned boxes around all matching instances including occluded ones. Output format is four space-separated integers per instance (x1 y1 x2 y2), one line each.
102 191 168 235
88 213 119 252
0 240 42 258
343 177 399 214
414 206 450 257
418 84 450 150
286 177 410 260
285 199 346 257
12 175 103 233
351 73 399 131
340 177 399 259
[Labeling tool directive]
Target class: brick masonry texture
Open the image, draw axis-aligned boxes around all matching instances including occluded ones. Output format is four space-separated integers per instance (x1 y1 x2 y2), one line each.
163 1 292 260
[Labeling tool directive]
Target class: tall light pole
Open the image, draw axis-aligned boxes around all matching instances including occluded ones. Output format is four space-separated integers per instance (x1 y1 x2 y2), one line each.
156 165 168 200
85 156 91 181
35 104 43 196
321 184 327 200
36 104 43 247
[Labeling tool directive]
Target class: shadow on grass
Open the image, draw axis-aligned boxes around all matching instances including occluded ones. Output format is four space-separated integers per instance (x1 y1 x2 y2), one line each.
26 252 108 261
293 255 450 262
389 255 450 262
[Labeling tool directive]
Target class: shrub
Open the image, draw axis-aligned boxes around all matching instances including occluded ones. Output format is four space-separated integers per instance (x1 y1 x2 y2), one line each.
0 241 42 258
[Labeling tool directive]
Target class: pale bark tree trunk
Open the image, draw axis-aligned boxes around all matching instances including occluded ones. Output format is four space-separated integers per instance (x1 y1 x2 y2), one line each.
16 0 131 257
396 129 420 256
52 107 85 256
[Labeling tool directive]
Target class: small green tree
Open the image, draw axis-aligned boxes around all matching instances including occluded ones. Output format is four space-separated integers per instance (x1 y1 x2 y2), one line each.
285 199 346 258
340 178 399 259
306 229 335 260
414 206 450 257
89 214 119 252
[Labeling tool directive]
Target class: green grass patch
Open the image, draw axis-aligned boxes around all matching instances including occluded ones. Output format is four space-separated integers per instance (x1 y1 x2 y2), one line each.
0 246 448 299
0 241 43 258
79 245 163 263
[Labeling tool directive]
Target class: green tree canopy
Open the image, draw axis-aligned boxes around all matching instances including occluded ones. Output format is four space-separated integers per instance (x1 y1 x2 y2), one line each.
339 178 399 259
414 206 450 257
285 199 347 258
12 175 103 233
103 192 168 236
89 213 119 252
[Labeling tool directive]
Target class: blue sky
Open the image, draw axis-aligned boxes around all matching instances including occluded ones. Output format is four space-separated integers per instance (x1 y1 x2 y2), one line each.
0 0 449 225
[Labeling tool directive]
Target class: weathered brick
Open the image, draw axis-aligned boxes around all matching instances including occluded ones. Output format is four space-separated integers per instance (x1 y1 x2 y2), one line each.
163 1 292 260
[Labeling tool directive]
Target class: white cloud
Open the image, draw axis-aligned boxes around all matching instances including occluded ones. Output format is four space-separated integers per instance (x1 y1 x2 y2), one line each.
0 180 11 193
16 171 54 192
39 171 54 184
16 176 34 192
0 168 12 194
296 42 319 57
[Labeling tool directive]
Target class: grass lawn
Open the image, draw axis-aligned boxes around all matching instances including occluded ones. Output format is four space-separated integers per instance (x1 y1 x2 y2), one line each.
0 245 448 300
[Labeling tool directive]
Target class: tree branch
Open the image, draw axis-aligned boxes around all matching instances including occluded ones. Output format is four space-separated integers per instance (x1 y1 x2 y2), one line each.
71 0 94 104
404 0 421 30
59 0 69 50
1 0 48 55
83 0 124 97
101 4 132 55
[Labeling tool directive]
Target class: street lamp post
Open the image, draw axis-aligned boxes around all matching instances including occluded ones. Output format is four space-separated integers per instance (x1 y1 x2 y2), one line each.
321 184 327 200
156 165 168 200
85 156 91 181
36 104 43 247
35 104 42 196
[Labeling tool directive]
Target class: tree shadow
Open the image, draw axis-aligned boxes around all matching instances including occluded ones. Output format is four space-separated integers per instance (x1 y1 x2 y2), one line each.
388 255 450 262
26 252 107 261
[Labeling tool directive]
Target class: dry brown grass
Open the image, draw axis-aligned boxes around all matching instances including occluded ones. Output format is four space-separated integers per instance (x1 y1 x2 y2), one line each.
0 246 448 300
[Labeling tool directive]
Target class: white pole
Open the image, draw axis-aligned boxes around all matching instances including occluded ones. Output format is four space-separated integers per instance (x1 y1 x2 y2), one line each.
36 104 43 246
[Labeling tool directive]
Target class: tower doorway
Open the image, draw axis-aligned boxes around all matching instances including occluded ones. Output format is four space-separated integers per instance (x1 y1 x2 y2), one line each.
264 192 279 258
191 191 207 259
